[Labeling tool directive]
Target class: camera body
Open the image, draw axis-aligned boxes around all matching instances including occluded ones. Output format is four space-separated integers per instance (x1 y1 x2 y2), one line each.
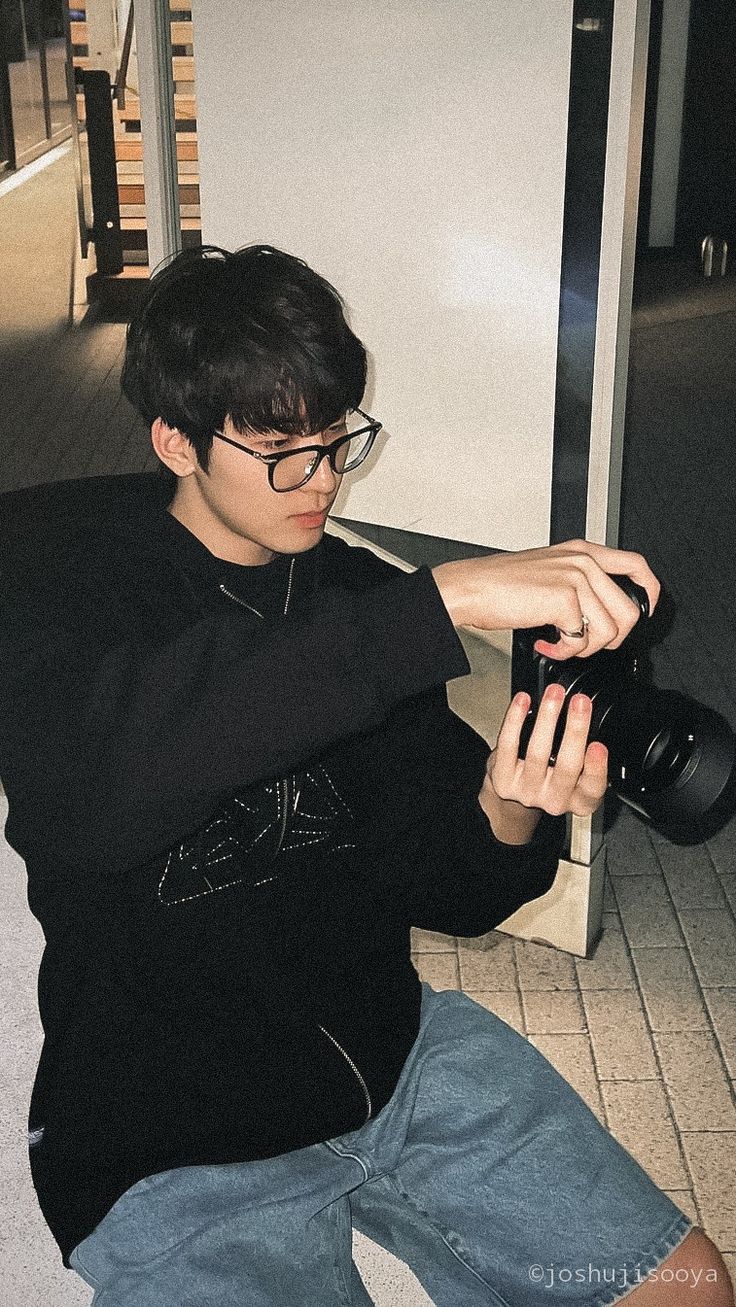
513 578 736 835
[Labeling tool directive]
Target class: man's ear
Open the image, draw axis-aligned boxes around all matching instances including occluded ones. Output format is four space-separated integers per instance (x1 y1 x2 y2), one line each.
151 419 198 477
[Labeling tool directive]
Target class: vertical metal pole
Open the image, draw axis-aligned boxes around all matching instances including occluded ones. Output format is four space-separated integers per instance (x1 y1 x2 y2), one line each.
134 0 181 272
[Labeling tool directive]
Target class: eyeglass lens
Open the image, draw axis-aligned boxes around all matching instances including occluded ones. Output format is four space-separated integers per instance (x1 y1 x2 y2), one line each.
271 428 374 491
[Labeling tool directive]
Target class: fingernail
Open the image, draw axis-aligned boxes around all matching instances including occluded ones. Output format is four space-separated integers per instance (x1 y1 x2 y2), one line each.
545 684 565 702
572 693 590 711
514 692 531 710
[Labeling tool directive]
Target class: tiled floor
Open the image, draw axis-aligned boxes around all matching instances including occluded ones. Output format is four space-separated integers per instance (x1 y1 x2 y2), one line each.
1 148 735 1300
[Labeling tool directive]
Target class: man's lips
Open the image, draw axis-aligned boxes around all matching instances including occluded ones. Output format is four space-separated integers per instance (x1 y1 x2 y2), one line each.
290 509 330 523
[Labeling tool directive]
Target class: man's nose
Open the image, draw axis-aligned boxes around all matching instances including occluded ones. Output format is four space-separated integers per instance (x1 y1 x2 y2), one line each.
310 450 339 492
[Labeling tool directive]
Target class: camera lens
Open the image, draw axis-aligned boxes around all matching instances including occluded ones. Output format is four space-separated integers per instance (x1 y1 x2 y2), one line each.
594 686 735 831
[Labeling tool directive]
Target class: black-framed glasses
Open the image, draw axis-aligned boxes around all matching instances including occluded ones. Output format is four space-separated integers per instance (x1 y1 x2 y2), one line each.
213 407 382 492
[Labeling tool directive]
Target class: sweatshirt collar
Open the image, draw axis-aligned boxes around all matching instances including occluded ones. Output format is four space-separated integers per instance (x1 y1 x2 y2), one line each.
112 478 322 607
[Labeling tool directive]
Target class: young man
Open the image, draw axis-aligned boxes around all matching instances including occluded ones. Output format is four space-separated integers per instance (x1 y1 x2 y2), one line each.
0 245 730 1306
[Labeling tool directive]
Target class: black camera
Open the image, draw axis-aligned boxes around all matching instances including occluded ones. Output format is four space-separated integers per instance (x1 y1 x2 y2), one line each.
513 577 736 839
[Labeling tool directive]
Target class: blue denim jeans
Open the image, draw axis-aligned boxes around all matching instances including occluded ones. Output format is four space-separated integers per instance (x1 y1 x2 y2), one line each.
69 985 691 1306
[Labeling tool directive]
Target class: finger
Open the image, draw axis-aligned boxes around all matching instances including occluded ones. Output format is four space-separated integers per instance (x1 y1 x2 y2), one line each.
573 564 644 650
544 545 655 647
549 692 594 786
492 692 530 789
535 575 619 661
568 741 609 814
523 684 565 779
551 542 661 616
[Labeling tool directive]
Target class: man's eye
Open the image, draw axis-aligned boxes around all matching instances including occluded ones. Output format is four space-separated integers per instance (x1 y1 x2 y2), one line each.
261 439 289 451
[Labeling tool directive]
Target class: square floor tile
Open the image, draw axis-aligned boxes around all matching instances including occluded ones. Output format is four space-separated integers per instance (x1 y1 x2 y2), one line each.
600 1082 688 1190
457 932 518 991
530 1033 604 1120
521 990 586 1034
653 1031 736 1131
603 873 617 911
582 990 658 1080
655 843 729 911
705 814 736 879
719 875 736 916
679 1132 736 1251
678 910 736 987
411 952 459 990
605 807 660 877
702 990 736 1080
410 928 457 953
611 875 684 948
631 947 709 1032
463 990 525 1035
575 921 637 991
513 938 578 992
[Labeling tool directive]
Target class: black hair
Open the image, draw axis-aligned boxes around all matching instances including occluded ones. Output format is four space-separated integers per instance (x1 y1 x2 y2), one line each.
121 244 367 476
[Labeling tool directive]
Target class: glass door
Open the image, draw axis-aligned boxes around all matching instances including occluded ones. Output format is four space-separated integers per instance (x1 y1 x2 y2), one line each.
0 0 72 169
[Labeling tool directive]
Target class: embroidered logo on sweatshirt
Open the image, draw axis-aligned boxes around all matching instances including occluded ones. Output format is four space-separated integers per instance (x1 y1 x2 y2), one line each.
158 764 356 906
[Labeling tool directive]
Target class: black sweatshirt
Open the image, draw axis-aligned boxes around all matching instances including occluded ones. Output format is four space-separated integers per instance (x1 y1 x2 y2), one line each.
0 474 564 1263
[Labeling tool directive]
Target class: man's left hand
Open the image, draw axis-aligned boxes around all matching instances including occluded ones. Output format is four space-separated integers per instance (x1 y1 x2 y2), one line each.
478 685 608 844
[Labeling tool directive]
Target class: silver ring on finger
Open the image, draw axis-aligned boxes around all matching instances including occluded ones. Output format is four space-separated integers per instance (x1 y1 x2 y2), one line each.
558 614 590 640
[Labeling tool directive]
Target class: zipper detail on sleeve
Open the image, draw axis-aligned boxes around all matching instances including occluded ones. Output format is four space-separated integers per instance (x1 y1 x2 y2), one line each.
317 1025 372 1122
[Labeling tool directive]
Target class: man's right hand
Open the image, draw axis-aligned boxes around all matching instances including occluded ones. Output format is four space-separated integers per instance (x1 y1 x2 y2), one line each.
431 539 660 661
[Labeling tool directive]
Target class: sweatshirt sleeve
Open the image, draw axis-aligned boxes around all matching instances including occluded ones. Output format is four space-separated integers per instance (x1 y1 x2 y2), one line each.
0 565 470 875
369 686 566 938
403 788 565 938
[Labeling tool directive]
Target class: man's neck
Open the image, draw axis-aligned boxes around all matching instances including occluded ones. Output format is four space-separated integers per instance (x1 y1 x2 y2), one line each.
168 482 276 567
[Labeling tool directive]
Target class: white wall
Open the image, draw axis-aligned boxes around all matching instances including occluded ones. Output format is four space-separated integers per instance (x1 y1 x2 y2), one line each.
192 0 573 551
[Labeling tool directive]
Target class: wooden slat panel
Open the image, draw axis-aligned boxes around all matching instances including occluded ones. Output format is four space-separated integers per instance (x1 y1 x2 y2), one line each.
114 140 143 161
118 183 199 206
116 96 197 122
113 129 199 143
121 216 201 229
172 57 194 80
115 140 198 160
170 23 193 45
116 162 200 180
118 185 145 205
70 21 86 43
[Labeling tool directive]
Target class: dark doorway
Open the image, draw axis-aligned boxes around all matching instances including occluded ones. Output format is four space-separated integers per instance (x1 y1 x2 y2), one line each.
638 0 736 266
675 0 736 259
